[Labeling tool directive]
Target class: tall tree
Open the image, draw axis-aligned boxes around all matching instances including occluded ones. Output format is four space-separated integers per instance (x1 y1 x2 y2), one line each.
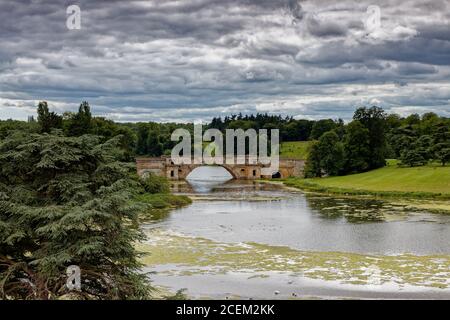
37 101 62 133
305 131 344 177
146 129 163 156
431 122 450 166
304 142 322 178
0 133 150 299
318 131 345 176
353 106 387 169
136 124 149 155
343 121 371 173
65 101 93 136
310 119 337 139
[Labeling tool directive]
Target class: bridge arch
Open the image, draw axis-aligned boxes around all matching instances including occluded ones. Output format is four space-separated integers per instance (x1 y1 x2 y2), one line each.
182 164 238 180
136 157 305 180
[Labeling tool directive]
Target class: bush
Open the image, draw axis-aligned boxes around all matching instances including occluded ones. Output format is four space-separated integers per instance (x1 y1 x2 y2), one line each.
140 173 170 194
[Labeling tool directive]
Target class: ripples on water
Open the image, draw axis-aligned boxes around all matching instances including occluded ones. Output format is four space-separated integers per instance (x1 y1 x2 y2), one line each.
159 166 450 255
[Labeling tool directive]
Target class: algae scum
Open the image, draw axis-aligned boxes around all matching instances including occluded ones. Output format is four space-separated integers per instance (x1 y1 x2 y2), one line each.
140 168 450 299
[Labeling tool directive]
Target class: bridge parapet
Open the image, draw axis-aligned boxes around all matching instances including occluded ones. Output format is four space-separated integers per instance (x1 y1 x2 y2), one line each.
136 156 305 180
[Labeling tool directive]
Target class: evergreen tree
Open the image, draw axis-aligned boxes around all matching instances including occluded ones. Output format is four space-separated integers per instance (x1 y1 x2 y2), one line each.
400 149 426 167
37 101 62 133
0 132 151 299
431 122 450 166
415 135 433 161
436 147 450 166
65 101 93 136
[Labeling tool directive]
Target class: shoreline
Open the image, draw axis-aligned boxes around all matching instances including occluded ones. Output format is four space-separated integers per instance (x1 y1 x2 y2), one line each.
257 180 450 214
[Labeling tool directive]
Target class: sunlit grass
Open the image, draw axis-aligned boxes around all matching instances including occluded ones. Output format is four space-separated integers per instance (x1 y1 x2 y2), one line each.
280 141 311 159
285 161 450 199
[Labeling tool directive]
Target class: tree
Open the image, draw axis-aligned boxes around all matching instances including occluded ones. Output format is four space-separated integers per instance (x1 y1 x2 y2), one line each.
420 112 440 135
305 131 345 177
310 119 337 139
64 101 93 136
386 113 402 130
405 113 421 126
415 135 433 162
146 130 163 156
37 101 62 133
281 120 313 141
436 147 450 166
140 173 169 194
353 106 387 169
304 142 322 178
0 132 150 299
136 124 149 155
431 122 450 166
387 123 417 158
318 131 345 176
90 118 137 161
400 149 426 167
343 121 370 173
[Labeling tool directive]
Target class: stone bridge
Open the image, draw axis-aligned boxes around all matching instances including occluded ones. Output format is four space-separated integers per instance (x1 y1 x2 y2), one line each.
136 156 305 180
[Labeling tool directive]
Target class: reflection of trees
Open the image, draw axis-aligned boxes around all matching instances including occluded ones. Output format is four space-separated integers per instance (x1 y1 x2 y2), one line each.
178 179 282 196
304 194 387 222
170 181 194 193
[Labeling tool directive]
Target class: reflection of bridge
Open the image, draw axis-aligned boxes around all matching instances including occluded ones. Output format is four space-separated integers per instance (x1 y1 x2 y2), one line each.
136 156 305 180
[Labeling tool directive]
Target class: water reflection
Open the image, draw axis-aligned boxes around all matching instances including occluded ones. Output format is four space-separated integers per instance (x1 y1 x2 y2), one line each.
186 166 233 193
306 196 402 222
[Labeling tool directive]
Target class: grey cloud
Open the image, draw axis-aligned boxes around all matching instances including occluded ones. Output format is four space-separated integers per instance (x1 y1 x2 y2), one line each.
288 0 305 23
0 0 449 122
417 24 450 41
306 14 348 38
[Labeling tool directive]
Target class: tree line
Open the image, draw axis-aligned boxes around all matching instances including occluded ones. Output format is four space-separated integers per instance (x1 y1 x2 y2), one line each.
1 101 449 171
305 107 450 178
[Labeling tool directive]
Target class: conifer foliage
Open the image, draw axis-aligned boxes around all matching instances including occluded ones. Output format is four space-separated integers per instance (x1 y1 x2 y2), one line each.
0 132 150 299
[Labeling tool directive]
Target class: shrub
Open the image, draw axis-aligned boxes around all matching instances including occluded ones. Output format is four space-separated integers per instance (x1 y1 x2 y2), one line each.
141 173 170 194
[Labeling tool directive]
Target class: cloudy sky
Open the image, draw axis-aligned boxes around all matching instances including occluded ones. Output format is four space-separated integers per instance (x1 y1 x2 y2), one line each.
0 0 449 122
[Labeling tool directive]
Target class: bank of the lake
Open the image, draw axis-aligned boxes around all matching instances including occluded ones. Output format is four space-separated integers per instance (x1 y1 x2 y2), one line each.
136 193 192 221
283 162 450 212
140 170 450 299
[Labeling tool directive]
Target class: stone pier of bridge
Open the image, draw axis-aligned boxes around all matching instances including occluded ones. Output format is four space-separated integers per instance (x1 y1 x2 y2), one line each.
136 156 305 180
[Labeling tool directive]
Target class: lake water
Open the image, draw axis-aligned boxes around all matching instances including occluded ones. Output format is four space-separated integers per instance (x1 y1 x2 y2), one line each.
142 166 450 299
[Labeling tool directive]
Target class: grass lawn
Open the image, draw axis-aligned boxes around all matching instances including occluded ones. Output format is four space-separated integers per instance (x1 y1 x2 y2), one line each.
285 161 450 199
280 141 311 159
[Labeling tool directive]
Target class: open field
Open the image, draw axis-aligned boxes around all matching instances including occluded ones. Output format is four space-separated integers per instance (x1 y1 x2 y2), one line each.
280 141 311 159
285 161 450 200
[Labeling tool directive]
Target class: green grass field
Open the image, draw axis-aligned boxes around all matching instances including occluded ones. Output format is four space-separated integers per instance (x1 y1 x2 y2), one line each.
285 161 450 199
280 141 311 159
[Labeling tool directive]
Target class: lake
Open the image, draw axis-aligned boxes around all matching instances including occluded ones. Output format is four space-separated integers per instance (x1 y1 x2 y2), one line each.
141 166 450 299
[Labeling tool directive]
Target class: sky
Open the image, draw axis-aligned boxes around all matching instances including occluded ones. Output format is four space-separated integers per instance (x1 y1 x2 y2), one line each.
0 0 449 123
